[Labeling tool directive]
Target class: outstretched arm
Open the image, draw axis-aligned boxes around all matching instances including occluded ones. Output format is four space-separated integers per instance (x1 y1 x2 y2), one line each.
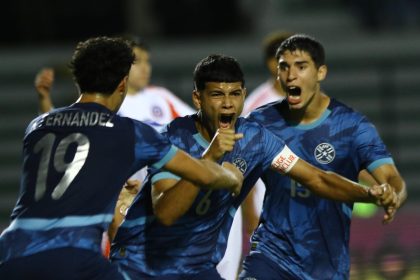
270 146 399 222
34 68 55 113
163 150 243 193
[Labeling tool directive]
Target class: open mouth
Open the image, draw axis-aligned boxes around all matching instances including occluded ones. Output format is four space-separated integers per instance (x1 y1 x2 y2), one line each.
219 113 235 129
287 86 302 105
287 86 301 96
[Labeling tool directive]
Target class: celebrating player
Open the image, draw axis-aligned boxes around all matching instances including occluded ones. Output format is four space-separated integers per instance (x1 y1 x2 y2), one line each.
239 34 407 280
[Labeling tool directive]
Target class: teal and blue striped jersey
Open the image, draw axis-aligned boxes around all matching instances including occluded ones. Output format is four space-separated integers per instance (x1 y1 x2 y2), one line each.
111 114 287 277
0 102 177 263
247 99 394 279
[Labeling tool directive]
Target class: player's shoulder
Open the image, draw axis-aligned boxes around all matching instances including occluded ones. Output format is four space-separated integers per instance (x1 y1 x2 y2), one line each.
247 99 285 122
116 113 155 132
329 98 367 122
164 114 196 135
236 116 269 135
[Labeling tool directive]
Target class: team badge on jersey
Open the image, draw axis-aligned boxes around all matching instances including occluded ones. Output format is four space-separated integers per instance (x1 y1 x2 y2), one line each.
233 158 247 174
314 143 335 164
152 105 164 118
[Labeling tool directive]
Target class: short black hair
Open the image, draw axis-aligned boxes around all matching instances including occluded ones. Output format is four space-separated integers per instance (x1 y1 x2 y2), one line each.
193 54 245 91
69 36 135 94
276 34 326 68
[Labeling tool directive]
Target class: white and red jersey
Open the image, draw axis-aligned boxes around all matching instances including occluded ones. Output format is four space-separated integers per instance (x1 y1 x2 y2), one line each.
242 80 284 116
118 85 194 125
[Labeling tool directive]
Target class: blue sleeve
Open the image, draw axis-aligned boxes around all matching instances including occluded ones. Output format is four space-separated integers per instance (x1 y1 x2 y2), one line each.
258 124 288 170
131 120 178 172
151 171 180 184
353 117 393 171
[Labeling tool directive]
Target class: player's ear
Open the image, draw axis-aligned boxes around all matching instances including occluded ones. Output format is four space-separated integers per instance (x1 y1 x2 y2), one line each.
317 65 327 82
192 90 201 110
116 76 129 94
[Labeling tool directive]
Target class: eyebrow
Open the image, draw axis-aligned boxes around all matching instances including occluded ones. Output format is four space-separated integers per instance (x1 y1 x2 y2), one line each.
208 88 242 94
279 60 309 66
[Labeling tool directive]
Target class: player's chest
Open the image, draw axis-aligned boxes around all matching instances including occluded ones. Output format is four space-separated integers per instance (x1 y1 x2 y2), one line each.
277 125 355 168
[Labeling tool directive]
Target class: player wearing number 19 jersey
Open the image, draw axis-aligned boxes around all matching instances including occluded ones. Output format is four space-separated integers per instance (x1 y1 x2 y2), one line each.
0 102 178 279
110 114 288 279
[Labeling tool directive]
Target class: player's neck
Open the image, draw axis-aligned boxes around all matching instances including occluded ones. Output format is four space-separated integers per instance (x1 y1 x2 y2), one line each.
287 93 330 125
77 92 120 112
195 115 213 142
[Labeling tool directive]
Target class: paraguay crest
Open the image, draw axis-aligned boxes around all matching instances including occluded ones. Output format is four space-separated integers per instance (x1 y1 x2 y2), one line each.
314 143 335 164
233 158 247 174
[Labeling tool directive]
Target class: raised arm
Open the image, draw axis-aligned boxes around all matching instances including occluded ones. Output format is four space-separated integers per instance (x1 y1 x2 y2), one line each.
153 128 243 226
34 68 55 113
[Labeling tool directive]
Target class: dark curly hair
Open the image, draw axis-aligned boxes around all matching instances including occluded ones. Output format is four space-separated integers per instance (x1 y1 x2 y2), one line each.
69 36 135 95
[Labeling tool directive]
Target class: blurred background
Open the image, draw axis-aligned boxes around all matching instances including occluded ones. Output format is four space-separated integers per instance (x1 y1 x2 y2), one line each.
0 0 419 279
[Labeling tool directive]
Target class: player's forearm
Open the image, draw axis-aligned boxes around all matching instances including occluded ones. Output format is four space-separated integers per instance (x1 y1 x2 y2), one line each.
287 159 373 203
199 159 242 190
387 175 407 208
316 170 375 203
153 182 200 226
165 151 240 191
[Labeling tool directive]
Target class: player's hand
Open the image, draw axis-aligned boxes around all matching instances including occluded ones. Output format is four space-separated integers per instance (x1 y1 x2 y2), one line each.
203 128 243 162
222 161 243 196
34 68 54 98
368 183 398 224
116 179 141 216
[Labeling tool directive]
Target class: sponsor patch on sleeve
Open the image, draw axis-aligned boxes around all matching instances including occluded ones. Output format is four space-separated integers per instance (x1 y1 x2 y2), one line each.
271 145 299 173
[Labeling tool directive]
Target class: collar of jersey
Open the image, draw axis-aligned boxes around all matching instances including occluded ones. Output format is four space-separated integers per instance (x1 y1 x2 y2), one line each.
193 133 210 148
71 102 112 114
290 108 331 130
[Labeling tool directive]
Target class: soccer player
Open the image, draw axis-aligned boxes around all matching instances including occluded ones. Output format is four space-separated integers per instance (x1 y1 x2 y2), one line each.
110 54 397 280
34 36 195 244
0 37 243 280
239 34 407 280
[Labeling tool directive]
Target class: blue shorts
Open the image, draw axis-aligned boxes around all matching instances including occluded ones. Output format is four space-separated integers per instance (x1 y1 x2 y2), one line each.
0 247 128 280
239 252 294 280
